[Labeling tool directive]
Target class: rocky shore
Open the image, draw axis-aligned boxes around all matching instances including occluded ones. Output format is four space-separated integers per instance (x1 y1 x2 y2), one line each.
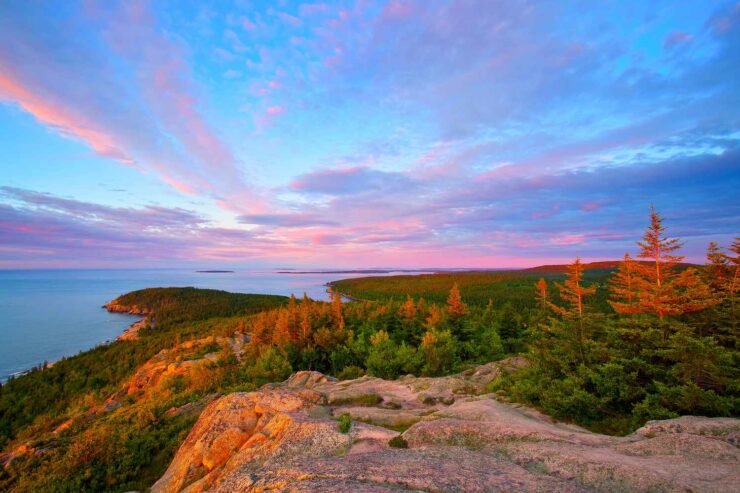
103 300 151 340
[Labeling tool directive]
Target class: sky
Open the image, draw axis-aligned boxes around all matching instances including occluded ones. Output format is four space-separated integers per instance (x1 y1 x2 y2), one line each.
0 0 738 269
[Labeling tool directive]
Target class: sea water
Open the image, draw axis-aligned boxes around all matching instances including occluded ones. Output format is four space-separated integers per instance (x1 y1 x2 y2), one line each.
0 269 419 381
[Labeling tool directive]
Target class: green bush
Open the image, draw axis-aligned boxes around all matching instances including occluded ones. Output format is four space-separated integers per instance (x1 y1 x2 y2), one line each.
388 435 408 448
337 413 352 433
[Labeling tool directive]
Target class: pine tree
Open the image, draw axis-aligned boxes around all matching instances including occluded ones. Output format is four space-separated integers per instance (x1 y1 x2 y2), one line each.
631 207 716 334
446 283 468 317
287 294 299 335
416 297 427 319
635 205 684 321
248 313 272 353
331 288 345 332
706 242 731 289
729 238 740 329
425 305 445 330
420 328 457 376
549 257 596 363
272 309 292 347
399 295 417 319
535 278 548 310
609 253 640 314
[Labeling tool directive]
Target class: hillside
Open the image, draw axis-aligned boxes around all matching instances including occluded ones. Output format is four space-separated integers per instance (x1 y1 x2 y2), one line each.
329 268 612 310
521 260 699 274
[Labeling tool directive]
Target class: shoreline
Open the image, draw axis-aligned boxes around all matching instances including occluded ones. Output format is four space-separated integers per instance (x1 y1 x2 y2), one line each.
324 282 371 302
102 300 152 341
116 317 148 341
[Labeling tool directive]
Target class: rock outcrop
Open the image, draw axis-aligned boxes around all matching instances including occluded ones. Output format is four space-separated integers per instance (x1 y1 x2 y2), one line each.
153 359 739 492
103 300 152 340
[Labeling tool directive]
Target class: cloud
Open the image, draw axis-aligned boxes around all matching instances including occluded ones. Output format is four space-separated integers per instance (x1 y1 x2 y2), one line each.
0 187 278 267
238 213 338 227
1 186 208 230
0 0 256 208
664 31 694 49
289 166 414 195
1 1 738 268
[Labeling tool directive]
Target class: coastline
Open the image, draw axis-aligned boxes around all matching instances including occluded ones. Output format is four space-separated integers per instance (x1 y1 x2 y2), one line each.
0 269 353 385
116 317 148 341
102 300 151 341
324 282 370 302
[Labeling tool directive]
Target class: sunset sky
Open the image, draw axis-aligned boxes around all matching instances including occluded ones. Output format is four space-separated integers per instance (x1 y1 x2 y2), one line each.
1 0 738 269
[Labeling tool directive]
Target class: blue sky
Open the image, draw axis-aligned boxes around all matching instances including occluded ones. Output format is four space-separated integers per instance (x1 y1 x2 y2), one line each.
1 0 738 268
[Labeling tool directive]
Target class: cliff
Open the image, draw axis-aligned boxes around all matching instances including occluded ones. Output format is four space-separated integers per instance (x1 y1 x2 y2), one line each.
103 299 151 316
153 358 739 492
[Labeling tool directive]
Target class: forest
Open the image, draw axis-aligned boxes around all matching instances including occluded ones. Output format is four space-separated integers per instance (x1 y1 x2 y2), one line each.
0 208 737 492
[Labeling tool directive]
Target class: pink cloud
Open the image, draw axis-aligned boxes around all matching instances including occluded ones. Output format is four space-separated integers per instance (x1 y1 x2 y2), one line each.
383 0 414 20
664 31 693 49
550 234 586 246
254 105 287 130
0 72 134 166
299 3 330 16
278 12 302 27
530 204 561 219
580 201 602 212
0 0 260 212
241 16 257 30
311 233 344 245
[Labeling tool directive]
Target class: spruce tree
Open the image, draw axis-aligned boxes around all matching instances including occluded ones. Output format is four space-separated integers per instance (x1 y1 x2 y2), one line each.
549 257 596 364
635 205 684 321
609 253 640 314
535 278 548 311
446 283 468 317
631 207 716 337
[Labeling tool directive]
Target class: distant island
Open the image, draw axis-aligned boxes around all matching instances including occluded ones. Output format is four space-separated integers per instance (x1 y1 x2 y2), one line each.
195 270 235 273
277 269 435 274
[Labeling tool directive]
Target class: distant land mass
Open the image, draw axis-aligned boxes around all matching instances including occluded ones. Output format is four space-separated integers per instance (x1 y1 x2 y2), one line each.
195 270 235 273
276 269 437 274
521 260 699 274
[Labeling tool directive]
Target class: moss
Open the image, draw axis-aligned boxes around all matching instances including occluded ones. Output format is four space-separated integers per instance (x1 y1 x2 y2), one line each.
388 436 408 448
329 393 383 406
382 401 403 410
439 431 486 450
308 405 332 419
353 417 415 433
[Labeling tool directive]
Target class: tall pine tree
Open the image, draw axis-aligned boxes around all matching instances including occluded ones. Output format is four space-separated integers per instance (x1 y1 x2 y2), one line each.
609 253 640 314
631 207 715 337
549 257 596 363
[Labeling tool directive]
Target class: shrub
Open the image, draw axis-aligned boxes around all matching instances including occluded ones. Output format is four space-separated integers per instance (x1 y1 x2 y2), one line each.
242 348 292 386
337 413 352 433
337 365 365 380
388 435 408 448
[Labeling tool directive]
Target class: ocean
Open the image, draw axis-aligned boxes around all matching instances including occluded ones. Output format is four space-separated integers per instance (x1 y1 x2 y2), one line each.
0 269 419 382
